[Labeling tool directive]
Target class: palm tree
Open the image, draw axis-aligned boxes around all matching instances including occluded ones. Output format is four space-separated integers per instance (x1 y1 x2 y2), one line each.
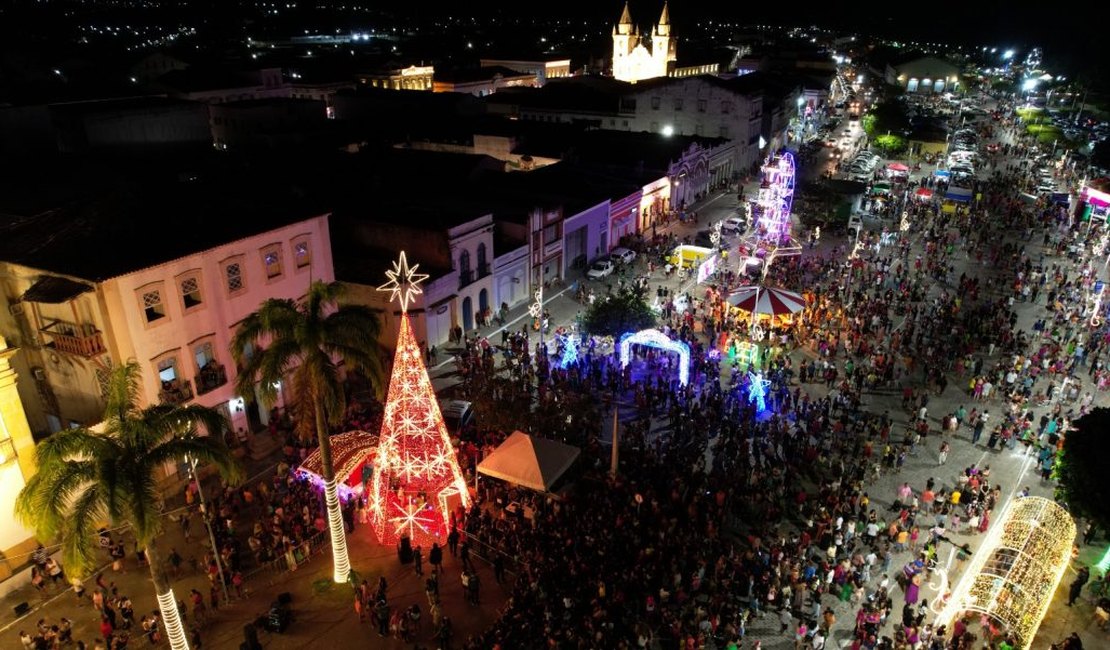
231 280 384 583
15 361 241 650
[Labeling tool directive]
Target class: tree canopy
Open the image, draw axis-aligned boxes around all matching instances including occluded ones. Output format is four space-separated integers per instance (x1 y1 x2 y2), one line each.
1057 407 1110 530
582 287 657 338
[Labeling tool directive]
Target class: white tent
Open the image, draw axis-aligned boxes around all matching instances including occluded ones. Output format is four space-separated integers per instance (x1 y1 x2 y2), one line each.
477 431 581 492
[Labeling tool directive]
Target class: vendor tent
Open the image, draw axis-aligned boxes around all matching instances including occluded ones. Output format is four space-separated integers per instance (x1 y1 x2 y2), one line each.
477 431 580 492
945 186 973 202
886 162 909 172
914 187 934 200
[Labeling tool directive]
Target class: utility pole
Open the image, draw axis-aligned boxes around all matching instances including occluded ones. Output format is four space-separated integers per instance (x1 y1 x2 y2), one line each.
609 402 620 478
189 456 230 604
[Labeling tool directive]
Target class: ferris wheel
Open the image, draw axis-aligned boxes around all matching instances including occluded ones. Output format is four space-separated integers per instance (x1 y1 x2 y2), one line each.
753 151 796 245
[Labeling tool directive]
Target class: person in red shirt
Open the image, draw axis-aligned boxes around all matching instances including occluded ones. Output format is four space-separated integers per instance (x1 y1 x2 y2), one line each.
99 615 114 641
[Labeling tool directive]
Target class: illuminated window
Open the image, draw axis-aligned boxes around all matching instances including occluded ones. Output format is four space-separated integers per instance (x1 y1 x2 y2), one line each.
180 275 202 309
225 261 245 294
293 238 311 268
261 245 283 279
140 288 166 323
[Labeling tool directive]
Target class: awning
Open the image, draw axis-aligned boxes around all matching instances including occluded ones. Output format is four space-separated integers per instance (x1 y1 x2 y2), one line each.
934 169 951 178
914 187 934 199
477 431 580 492
886 162 909 172
945 186 973 203
21 276 94 304
726 285 807 316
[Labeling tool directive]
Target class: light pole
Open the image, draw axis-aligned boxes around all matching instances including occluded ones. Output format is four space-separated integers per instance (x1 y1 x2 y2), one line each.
187 454 230 604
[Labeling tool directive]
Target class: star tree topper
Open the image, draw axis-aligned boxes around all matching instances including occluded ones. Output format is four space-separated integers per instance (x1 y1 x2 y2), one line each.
378 251 429 312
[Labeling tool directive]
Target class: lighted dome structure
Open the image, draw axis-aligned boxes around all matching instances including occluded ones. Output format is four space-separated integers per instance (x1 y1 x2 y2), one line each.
935 496 1076 649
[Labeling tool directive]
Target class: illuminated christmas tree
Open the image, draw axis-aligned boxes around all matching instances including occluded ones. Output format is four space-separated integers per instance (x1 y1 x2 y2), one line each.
369 252 471 547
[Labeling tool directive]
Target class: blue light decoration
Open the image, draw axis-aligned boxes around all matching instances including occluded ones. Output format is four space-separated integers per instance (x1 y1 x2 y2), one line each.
619 328 691 386
747 371 770 413
554 333 579 369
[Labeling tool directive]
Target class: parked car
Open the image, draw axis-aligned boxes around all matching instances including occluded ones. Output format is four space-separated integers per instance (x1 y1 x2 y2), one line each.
438 399 474 436
721 215 746 234
586 258 615 279
611 247 637 265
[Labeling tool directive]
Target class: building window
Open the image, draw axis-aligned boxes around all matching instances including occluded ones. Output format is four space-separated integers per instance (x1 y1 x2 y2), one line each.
95 365 111 398
674 98 684 111
261 245 283 279
477 243 488 277
697 99 707 112
293 239 311 269
651 121 659 132
225 261 245 294
157 356 179 384
721 102 732 114
141 288 166 323
651 96 661 110
719 125 730 138
194 341 215 370
180 275 203 309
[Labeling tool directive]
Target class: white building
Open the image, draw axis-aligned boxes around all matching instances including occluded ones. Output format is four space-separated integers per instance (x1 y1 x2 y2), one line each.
612 2 676 83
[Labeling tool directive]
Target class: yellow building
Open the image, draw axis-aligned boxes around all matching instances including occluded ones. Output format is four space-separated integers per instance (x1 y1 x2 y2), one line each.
0 335 40 581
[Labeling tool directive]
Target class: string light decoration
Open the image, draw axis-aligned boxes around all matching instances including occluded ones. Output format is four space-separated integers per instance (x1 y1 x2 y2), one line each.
619 328 691 386
747 372 770 413
935 496 1076 649
370 253 471 548
298 430 380 498
323 477 351 582
157 589 189 650
554 333 579 369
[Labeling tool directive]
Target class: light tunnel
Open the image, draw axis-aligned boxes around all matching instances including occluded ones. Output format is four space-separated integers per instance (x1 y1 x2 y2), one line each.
936 496 1076 649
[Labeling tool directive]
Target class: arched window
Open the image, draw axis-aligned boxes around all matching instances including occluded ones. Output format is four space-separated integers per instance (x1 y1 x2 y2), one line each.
477 243 488 277
459 249 472 287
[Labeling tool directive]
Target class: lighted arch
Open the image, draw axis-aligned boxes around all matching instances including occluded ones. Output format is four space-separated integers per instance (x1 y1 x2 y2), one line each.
619 328 691 386
935 496 1076 649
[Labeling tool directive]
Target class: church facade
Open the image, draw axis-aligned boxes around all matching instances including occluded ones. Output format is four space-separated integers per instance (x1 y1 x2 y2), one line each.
611 2 676 83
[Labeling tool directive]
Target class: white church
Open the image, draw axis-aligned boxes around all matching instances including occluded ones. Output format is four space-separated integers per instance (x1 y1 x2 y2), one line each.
611 2 717 83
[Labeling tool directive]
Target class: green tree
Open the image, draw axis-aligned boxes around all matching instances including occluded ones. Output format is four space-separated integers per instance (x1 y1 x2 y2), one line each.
231 280 384 583
15 362 241 650
861 100 910 139
583 287 657 338
1057 407 1110 531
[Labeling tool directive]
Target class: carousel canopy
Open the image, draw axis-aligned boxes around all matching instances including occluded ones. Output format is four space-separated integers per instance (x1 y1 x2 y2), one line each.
477 431 580 492
726 285 806 316
299 430 379 482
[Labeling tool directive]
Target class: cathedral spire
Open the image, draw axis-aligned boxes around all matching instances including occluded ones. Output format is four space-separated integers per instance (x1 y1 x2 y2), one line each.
618 1 633 26
658 1 670 26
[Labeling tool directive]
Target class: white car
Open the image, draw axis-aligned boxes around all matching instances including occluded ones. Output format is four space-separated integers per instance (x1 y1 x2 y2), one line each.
611 247 637 265
721 216 746 234
586 258 615 279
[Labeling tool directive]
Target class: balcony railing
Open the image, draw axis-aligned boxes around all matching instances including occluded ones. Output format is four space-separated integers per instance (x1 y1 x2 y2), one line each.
159 378 194 405
477 262 490 279
458 269 474 290
40 320 107 358
195 363 228 396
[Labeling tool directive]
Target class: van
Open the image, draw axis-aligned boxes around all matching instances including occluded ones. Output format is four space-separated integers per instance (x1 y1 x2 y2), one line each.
666 245 714 269
438 399 474 436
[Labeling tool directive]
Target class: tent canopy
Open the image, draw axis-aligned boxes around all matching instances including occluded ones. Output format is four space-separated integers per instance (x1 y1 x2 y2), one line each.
945 186 973 202
477 431 580 492
726 285 806 316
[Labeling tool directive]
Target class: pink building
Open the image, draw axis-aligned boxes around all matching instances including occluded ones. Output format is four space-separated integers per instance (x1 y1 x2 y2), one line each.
0 160 334 452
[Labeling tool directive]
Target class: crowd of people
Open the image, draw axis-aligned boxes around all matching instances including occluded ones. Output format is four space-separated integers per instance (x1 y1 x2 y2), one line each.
444 94 1106 650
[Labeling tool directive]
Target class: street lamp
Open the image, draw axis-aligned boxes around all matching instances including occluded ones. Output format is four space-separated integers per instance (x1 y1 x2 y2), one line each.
186 453 230 604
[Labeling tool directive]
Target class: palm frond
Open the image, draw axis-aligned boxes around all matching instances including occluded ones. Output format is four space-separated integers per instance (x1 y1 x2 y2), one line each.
62 485 108 574
15 460 99 543
145 436 244 487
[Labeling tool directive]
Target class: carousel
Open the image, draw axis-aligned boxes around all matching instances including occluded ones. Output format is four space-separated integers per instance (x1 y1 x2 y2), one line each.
722 285 808 367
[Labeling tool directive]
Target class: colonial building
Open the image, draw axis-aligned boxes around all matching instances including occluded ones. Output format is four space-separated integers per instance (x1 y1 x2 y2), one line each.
433 66 538 97
0 157 334 442
357 65 435 91
479 58 572 87
0 335 38 586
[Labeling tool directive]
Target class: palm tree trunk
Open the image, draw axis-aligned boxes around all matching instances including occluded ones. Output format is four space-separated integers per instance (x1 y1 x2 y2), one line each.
144 541 190 650
316 401 351 583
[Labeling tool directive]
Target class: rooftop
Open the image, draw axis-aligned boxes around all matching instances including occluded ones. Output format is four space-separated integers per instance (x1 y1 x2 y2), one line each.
435 66 536 84
0 153 327 281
